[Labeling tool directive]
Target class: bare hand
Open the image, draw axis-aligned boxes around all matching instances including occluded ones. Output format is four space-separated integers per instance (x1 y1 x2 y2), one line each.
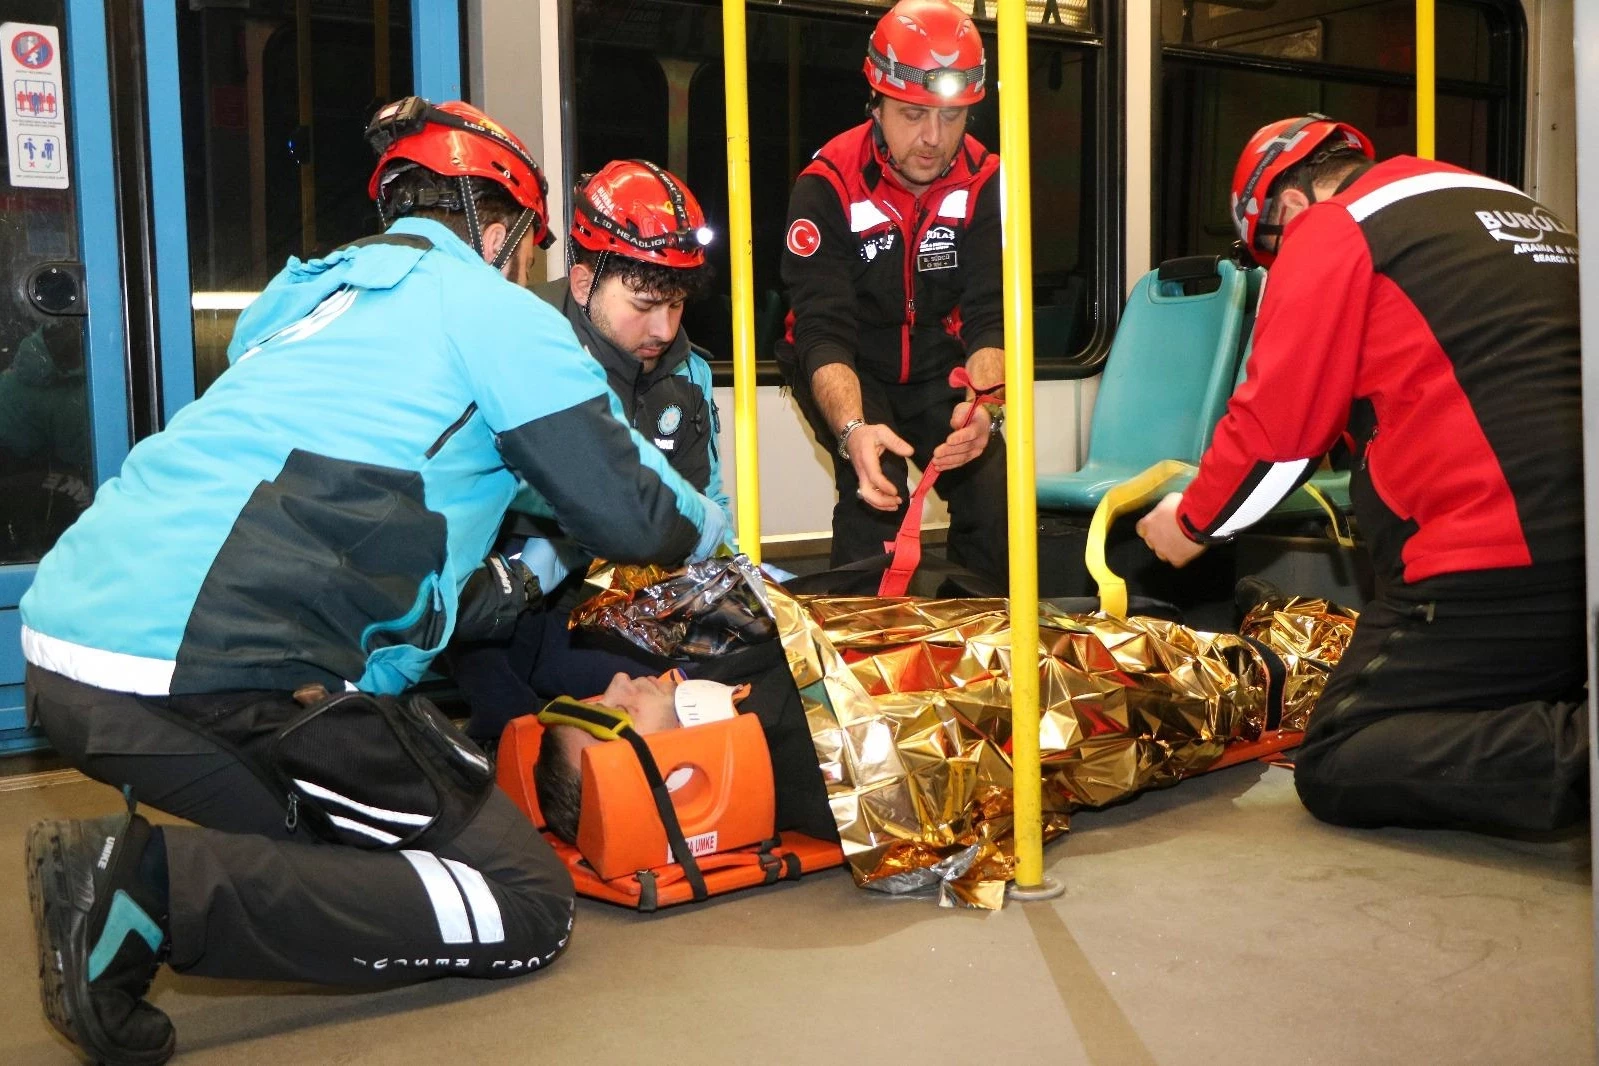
848 424 915 511
930 402 992 471
1135 493 1207 568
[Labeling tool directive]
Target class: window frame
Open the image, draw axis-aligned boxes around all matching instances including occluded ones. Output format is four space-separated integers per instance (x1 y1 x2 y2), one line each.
1153 0 1528 263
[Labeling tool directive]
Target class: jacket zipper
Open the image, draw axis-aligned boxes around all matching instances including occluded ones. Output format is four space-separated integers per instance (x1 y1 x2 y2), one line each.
900 203 930 384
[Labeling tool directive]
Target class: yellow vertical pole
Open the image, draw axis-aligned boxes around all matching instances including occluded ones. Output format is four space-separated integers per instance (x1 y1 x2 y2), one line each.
723 0 761 564
1416 0 1435 158
997 0 1058 900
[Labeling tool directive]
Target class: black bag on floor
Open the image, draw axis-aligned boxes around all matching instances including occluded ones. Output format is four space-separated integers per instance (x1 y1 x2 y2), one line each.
269 690 495 851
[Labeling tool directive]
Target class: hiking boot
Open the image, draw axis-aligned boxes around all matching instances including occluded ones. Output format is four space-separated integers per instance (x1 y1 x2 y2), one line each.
1234 575 1289 620
27 797 174 1066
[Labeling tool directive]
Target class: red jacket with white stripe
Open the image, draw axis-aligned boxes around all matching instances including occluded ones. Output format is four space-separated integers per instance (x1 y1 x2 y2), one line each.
776 121 1004 386
1180 156 1583 588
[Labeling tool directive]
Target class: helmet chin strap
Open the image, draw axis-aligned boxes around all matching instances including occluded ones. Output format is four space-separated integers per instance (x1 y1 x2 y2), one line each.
574 249 611 318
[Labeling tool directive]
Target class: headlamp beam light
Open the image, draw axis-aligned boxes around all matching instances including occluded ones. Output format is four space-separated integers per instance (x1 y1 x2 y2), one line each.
928 69 965 98
694 226 714 247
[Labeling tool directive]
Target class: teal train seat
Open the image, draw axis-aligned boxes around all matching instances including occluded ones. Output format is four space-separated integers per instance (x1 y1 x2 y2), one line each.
1036 256 1256 513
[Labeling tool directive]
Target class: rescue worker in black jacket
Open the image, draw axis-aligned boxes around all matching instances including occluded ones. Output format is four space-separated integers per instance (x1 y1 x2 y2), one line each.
775 0 1008 582
452 160 731 743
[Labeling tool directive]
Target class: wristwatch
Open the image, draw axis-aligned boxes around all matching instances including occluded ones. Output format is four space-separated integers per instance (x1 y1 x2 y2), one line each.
837 418 867 460
982 402 1005 436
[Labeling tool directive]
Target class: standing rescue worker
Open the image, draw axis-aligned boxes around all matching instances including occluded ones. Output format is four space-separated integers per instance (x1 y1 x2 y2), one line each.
21 99 727 1066
1138 115 1586 833
452 159 731 741
776 0 1008 582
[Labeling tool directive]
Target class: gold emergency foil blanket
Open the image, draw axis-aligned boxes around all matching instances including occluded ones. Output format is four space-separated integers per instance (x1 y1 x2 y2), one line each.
770 589 1296 907
575 566 1357 909
1240 596 1360 730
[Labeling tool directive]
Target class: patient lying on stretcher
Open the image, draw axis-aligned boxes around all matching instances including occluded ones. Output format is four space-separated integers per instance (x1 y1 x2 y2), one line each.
533 669 838 847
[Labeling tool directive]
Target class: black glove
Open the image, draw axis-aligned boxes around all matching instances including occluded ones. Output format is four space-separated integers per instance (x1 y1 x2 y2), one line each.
454 553 543 644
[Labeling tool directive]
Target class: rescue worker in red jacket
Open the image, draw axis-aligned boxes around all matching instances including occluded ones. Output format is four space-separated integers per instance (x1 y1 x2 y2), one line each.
1138 115 1586 833
775 0 1008 582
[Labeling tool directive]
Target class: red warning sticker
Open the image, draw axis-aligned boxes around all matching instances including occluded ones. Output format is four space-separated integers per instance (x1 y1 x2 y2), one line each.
786 218 821 257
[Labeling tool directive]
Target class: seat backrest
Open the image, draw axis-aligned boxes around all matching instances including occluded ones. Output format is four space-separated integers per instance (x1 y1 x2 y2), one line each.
1083 258 1254 468
1233 268 1268 392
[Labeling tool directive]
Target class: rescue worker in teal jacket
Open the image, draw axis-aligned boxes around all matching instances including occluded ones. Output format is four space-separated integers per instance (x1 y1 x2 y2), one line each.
20 99 725 1066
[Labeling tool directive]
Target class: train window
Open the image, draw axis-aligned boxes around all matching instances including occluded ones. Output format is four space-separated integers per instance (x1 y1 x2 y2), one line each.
570 0 1113 379
0 0 91 563
177 3 414 393
1157 0 1524 261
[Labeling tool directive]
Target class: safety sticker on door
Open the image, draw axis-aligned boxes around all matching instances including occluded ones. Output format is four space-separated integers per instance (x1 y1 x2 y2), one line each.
2 23 68 190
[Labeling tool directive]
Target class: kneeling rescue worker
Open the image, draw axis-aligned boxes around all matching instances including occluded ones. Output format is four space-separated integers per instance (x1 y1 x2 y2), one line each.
20 97 727 1065
1138 115 1586 833
452 159 732 743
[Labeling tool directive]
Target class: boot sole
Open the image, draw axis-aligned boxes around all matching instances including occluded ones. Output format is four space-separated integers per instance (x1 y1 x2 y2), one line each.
26 821 176 1066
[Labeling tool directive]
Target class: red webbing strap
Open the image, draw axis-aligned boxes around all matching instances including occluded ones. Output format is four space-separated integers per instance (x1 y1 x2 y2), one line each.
877 367 1003 596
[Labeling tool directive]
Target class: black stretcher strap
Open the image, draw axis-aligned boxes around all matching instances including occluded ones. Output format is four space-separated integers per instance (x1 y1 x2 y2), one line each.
1241 636 1288 732
538 698 709 903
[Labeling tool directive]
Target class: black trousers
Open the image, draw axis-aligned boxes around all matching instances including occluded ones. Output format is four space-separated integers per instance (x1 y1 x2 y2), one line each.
28 664 575 986
788 369 1009 583
1293 576 1589 832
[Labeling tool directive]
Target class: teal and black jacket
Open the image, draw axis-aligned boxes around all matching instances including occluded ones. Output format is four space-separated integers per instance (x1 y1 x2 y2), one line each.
20 218 726 697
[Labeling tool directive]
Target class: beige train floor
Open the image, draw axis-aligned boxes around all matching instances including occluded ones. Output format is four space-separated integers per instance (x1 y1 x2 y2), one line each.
0 763 1589 1066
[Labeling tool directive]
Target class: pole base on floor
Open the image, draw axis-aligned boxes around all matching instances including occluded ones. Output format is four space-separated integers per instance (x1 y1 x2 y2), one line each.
1007 876 1065 902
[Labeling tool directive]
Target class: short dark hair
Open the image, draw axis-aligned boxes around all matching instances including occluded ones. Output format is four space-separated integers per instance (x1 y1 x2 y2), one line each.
376 166 523 244
571 245 714 304
1272 142 1372 203
535 726 583 844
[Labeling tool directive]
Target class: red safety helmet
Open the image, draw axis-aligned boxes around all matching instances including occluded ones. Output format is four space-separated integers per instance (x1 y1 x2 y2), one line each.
365 97 553 265
1231 113 1375 266
864 0 986 108
570 159 712 270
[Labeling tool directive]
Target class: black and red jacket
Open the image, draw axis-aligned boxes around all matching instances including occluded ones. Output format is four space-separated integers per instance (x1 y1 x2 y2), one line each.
1181 156 1583 588
776 121 1004 386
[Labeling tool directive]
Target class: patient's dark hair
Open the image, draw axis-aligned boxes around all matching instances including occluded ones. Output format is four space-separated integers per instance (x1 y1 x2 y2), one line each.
535 727 583 844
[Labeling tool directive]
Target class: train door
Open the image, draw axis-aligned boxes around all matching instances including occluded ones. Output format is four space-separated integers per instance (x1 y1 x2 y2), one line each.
0 0 462 753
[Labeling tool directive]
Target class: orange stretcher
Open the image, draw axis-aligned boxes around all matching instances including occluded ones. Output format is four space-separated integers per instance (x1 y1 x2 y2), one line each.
496 697 844 912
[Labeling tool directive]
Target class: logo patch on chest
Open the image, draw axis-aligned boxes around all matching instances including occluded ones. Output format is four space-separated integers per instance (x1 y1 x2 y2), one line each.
656 404 683 436
917 224 958 271
861 230 896 262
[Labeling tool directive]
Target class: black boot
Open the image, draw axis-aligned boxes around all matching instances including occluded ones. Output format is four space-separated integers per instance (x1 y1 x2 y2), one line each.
1234 575 1289 620
27 793 174 1066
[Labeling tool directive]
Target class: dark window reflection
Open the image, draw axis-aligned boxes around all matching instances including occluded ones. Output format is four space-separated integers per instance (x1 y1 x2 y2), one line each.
1158 0 1521 261
0 0 92 562
178 2 413 393
572 0 1101 367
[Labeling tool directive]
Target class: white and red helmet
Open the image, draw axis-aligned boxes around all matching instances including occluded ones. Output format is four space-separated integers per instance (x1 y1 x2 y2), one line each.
864 0 986 108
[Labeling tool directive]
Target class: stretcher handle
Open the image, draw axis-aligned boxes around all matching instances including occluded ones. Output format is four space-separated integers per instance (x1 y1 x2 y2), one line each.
1087 459 1196 619
878 367 1004 597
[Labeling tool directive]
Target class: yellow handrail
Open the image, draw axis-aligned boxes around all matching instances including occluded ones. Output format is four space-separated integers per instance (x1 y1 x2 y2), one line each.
1085 460 1195 619
1416 0 1435 158
996 0 1051 896
723 0 761 564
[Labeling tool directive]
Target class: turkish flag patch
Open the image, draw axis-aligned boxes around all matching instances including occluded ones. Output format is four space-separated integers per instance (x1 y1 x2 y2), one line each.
786 218 821 257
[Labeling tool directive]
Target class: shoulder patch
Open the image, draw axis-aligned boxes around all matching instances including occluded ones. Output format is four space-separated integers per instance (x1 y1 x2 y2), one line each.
786 218 821 257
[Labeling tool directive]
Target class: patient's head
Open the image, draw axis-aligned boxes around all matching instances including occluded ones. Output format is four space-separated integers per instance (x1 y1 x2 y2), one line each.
535 672 680 843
